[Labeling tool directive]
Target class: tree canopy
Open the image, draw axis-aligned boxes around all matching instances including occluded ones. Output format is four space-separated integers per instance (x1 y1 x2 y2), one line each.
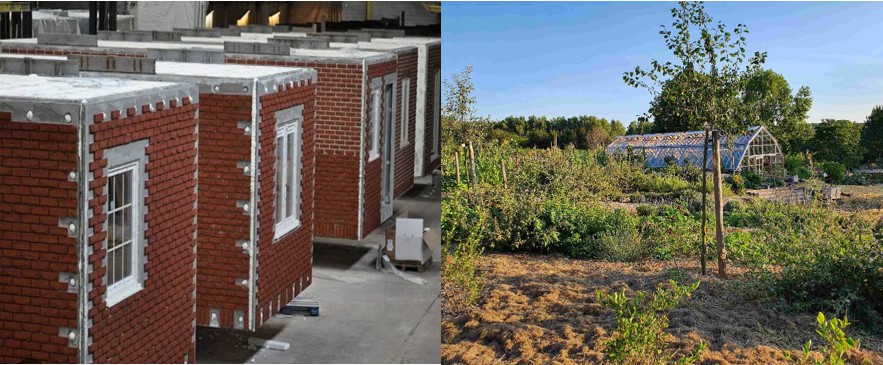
491 115 625 149
861 105 883 164
742 69 813 154
808 119 864 169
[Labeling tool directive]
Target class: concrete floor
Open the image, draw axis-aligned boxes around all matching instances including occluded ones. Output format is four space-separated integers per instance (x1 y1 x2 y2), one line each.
196 177 441 364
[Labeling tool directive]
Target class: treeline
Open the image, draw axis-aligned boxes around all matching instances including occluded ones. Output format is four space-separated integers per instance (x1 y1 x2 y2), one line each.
488 115 626 149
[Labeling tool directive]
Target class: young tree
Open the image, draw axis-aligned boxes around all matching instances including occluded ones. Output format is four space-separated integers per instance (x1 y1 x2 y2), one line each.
862 105 883 164
624 1 767 277
441 66 489 147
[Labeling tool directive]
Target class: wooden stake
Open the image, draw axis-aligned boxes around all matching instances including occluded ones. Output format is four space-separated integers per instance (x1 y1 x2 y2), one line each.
468 141 477 186
712 131 726 279
700 129 708 275
501 159 508 189
454 151 461 185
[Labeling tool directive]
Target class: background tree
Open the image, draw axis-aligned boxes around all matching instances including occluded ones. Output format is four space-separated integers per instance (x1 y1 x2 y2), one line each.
861 105 883 165
624 1 767 278
626 117 656 135
441 66 490 147
742 69 814 154
808 119 864 169
650 71 710 132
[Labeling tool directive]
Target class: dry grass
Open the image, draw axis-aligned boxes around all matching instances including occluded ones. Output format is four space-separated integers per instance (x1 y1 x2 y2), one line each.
442 253 883 365
837 184 883 225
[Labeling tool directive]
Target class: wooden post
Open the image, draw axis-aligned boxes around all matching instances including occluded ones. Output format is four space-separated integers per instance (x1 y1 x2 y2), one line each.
700 129 708 275
468 141 477 186
553 133 558 149
501 159 508 189
454 151 461 185
712 131 726 278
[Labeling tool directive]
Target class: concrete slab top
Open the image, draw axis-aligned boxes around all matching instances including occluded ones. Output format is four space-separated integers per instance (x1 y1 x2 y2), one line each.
372 37 442 46
330 41 417 54
1 37 223 51
0 73 182 103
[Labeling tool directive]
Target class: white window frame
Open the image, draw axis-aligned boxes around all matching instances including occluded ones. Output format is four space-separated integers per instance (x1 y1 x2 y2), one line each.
105 161 143 307
400 78 411 149
369 88 382 161
274 112 304 240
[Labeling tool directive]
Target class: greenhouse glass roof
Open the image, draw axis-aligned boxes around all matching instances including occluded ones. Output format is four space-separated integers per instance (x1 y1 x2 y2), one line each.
606 126 778 172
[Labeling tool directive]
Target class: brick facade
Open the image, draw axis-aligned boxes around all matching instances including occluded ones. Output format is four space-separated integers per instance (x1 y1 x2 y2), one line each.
392 48 418 198
0 114 79 364
423 43 442 175
0 93 198 364
86 98 199 363
363 60 398 239
255 80 317 327
194 93 253 328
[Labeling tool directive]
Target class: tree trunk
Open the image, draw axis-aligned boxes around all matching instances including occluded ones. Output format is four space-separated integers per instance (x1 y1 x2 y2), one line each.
712 131 726 278
700 129 708 275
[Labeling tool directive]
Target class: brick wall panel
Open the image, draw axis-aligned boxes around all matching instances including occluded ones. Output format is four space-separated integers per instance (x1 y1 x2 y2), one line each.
0 114 78 364
86 102 198 363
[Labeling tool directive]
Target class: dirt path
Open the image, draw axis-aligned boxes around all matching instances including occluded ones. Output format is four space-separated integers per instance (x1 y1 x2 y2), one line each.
442 253 883 365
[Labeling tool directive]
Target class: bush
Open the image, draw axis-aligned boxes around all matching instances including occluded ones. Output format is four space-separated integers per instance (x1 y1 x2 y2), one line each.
728 174 746 195
742 171 766 189
841 173 868 186
784 313 859 365
597 225 648 262
786 154 813 180
441 193 487 306
819 161 846 183
596 280 706 365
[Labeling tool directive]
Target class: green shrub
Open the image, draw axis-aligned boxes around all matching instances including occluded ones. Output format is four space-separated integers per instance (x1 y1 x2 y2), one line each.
596 280 705 365
819 161 846 183
728 174 746 195
441 193 487 306
784 313 859 365
786 154 813 180
742 171 765 189
596 225 648 262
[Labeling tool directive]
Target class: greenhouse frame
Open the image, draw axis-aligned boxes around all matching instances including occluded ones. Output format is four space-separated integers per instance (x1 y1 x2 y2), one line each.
606 125 785 178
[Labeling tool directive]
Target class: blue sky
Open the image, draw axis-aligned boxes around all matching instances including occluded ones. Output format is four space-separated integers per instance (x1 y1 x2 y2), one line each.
442 1 883 125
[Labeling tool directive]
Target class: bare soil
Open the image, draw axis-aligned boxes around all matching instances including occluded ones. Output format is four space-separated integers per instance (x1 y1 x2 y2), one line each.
442 253 883 365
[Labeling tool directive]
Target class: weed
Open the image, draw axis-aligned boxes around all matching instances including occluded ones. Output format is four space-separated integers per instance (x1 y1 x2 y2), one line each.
596 280 705 365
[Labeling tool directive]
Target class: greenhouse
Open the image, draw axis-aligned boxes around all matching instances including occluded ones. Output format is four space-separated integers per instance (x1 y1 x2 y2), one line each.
606 125 785 177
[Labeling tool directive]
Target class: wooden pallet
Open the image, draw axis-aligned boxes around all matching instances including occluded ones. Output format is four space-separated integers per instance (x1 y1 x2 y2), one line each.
391 256 432 273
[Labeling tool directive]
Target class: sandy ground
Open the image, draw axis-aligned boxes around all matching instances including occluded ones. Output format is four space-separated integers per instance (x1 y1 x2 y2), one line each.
442 253 883 365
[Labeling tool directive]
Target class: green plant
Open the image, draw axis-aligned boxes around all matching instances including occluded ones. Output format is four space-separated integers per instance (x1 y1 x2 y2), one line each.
786 154 813 180
784 313 859 365
728 174 746 195
819 161 846 183
596 280 705 365
742 171 766 189
596 225 648 262
441 193 487 306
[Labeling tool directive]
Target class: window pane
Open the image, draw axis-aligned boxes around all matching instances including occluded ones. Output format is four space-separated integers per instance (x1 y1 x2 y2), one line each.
122 243 131 279
112 248 125 284
109 211 120 249
109 247 116 285
275 136 284 223
286 132 295 218
121 206 130 244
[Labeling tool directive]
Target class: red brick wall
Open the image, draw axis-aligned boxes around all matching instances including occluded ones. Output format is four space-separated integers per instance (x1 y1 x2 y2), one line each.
227 57 365 239
363 60 398 239
194 94 253 328
86 99 198 363
0 114 79 364
393 48 418 198
254 80 317 327
423 43 442 175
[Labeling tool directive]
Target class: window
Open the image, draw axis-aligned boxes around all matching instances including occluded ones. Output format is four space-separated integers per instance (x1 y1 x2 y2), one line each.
274 114 303 239
106 161 142 306
432 70 440 155
400 78 410 148
369 88 381 161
